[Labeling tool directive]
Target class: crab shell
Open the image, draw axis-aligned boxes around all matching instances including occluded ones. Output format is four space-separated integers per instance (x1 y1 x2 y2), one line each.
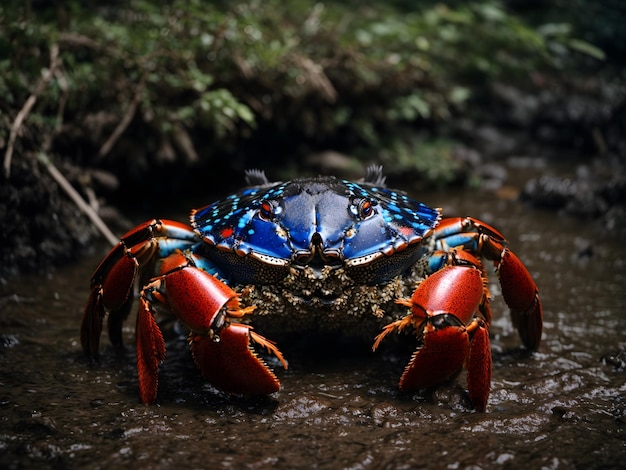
191 174 441 285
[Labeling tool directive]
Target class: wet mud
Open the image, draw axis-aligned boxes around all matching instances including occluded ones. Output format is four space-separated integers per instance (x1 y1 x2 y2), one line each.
1 162 625 469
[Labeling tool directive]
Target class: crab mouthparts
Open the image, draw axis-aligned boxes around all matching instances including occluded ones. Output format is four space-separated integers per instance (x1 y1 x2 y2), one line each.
292 233 342 272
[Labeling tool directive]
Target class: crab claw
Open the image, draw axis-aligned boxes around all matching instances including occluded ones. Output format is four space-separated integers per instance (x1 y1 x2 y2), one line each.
374 265 492 411
190 324 285 395
399 313 470 390
135 252 287 401
497 248 543 351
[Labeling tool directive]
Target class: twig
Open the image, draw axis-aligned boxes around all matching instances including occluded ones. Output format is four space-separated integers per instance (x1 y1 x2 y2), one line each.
97 75 146 160
37 153 119 247
4 44 60 178
53 67 69 135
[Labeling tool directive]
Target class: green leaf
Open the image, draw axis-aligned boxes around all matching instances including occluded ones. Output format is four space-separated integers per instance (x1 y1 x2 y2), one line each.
567 38 606 60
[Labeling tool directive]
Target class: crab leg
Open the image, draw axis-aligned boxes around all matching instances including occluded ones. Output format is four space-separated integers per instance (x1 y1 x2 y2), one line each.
80 219 199 358
433 217 543 350
136 296 166 404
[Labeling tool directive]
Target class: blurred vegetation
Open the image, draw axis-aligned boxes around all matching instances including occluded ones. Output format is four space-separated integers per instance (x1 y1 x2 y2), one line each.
0 0 622 204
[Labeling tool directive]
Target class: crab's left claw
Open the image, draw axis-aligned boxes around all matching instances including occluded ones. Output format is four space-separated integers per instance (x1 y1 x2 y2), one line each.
190 325 285 395
374 266 492 411
396 316 491 412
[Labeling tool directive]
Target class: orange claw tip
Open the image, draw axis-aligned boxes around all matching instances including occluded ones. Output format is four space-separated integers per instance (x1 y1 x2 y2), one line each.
190 325 281 395
249 330 288 370
394 297 413 308
372 316 414 351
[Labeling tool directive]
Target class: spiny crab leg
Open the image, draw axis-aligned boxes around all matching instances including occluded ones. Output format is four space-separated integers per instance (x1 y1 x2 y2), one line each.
433 217 543 350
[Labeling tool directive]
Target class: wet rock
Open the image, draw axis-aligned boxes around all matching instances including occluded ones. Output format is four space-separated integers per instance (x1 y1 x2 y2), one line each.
13 415 58 436
521 157 626 226
275 395 330 421
601 350 626 371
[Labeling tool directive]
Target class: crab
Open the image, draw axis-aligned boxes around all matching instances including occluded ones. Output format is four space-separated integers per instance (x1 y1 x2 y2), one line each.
81 166 542 411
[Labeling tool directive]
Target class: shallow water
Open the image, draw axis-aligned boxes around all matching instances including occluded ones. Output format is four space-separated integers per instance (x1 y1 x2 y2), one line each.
1 166 625 469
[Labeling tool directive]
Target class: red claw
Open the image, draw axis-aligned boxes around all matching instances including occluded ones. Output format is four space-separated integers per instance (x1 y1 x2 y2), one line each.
409 265 485 323
158 252 236 333
81 218 287 403
375 265 492 411
135 251 285 401
399 322 470 391
190 325 282 395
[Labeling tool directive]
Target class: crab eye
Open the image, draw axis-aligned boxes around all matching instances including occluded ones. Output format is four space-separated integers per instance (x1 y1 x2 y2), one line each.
357 198 374 219
259 200 274 220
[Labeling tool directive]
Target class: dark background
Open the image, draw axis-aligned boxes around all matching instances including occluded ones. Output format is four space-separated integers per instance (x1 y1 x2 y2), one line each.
1 0 625 280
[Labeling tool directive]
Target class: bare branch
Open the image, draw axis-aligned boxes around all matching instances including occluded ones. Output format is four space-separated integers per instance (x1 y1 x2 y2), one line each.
4 44 60 178
97 76 146 160
37 153 119 247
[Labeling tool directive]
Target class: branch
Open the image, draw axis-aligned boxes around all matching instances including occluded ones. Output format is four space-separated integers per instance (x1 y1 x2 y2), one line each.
37 153 119 247
4 44 60 179
97 75 146 160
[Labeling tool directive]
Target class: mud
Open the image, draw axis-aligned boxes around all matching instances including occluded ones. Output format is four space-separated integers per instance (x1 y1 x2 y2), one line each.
1 161 624 469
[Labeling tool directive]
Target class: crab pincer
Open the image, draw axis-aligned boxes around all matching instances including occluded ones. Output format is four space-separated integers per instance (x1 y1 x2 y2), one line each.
374 265 492 411
136 252 287 403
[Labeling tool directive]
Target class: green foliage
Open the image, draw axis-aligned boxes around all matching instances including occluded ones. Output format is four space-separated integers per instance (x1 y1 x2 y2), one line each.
0 0 609 186
378 136 467 187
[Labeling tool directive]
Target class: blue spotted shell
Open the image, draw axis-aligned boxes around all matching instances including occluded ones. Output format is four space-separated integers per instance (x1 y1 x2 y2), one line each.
191 168 441 284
